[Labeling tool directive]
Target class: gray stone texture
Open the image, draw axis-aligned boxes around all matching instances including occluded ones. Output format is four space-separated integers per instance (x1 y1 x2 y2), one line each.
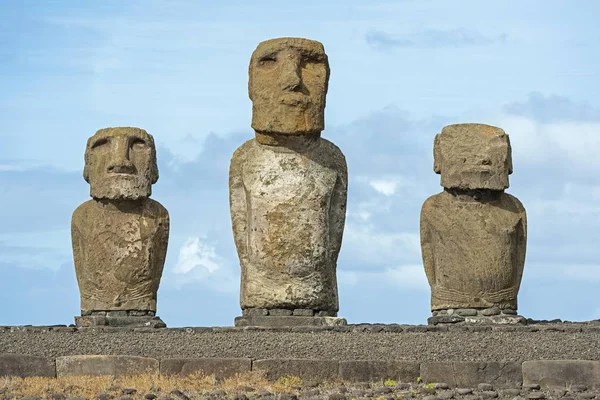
252 359 339 381
72 127 169 319
230 38 347 318
421 123 527 313
56 355 159 377
0 354 55 377
2 324 600 362
338 360 420 382
160 358 252 377
234 316 347 327
522 360 600 389
420 361 522 388
75 314 166 328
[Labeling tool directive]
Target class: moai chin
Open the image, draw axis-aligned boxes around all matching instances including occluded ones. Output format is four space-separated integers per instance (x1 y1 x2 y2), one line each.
420 123 527 324
230 38 348 327
71 127 169 328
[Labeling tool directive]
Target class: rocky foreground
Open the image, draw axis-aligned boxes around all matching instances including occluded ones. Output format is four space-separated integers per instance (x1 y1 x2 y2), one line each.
1 373 596 400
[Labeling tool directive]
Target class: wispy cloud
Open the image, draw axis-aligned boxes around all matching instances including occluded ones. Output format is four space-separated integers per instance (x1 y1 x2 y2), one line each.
503 91 600 123
366 28 507 50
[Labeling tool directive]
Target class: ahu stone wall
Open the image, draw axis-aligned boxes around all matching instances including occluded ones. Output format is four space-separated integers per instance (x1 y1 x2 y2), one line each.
1 322 600 388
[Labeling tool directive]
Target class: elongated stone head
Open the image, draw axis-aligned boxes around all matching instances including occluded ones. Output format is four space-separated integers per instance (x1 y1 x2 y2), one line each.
83 127 158 200
434 123 513 190
249 37 330 135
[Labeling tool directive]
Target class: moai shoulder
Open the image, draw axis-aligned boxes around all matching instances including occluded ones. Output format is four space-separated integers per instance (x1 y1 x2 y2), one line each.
230 38 348 327
420 123 527 324
71 127 169 328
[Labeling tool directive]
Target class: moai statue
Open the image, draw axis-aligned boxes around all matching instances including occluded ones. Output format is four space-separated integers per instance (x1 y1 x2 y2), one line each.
71 127 169 328
229 38 348 327
420 123 527 324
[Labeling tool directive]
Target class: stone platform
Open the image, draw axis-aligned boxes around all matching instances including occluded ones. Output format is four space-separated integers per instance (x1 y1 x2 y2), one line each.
75 310 166 328
1 321 600 387
234 315 347 327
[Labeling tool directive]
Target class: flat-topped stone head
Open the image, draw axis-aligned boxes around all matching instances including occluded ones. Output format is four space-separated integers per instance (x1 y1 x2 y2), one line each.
249 37 329 135
84 127 158 200
434 123 513 191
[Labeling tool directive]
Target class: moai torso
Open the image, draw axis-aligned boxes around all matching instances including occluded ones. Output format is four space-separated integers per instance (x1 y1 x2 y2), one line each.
420 123 527 317
72 199 169 312
421 190 526 310
230 137 347 311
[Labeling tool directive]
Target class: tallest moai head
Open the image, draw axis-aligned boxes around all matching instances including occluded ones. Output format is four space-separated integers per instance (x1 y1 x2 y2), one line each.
249 37 330 135
434 123 513 190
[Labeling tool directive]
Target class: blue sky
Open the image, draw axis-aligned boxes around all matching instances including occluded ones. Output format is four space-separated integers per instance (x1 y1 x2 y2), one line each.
1 0 599 326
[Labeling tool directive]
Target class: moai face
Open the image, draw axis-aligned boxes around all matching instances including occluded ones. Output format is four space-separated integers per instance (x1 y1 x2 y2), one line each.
249 37 330 135
83 127 158 200
434 123 513 191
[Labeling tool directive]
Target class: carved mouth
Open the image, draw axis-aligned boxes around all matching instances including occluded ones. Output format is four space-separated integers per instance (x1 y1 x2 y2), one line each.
279 93 309 106
106 173 137 178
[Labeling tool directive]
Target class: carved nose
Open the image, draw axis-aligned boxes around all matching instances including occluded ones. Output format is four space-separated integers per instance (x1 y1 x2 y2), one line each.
107 160 135 174
280 58 302 92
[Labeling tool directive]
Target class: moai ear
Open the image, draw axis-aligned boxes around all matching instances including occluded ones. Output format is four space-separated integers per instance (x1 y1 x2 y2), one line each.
148 135 159 184
506 135 514 175
83 137 92 183
433 133 442 174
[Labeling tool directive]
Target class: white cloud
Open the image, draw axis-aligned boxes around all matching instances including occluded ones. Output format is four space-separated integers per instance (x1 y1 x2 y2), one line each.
170 236 239 293
173 236 221 275
369 177 400 196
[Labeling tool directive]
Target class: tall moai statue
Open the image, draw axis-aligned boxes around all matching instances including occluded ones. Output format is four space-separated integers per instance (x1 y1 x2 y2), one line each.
71 127 169 328
230 38 348 327
420 124 527 324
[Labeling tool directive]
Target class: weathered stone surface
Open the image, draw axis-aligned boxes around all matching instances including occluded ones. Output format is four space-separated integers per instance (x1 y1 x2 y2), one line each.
160 358 251 377
75 315 166 328
230 38 347 316
234 316 346 327
463 315 525 325
420 361 522 388
522 360 600 389
433 124 512 191
249 38 329 135
338 360 419 382
72 127 169 320
0 354 55 377
293 309 315 316
269 309 293 316
252 359 339 381
56 355 158 377
421 123 527 313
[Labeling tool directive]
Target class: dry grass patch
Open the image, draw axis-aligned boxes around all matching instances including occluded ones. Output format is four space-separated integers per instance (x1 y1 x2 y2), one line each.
0 371 324 398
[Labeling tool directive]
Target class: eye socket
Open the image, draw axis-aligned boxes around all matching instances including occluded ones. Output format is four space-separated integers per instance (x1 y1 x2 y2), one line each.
91 137 109 149
130 138 147 150
258 55 277 67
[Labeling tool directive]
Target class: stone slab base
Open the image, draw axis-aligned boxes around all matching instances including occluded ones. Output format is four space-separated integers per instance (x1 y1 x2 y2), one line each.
160 357 251 378
234 315 347 327
420 361 523 388
522 360 600 389
56 355 159 377
429 307 526 325
0 354 55 377
4 356 600 390
75 314 166 328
